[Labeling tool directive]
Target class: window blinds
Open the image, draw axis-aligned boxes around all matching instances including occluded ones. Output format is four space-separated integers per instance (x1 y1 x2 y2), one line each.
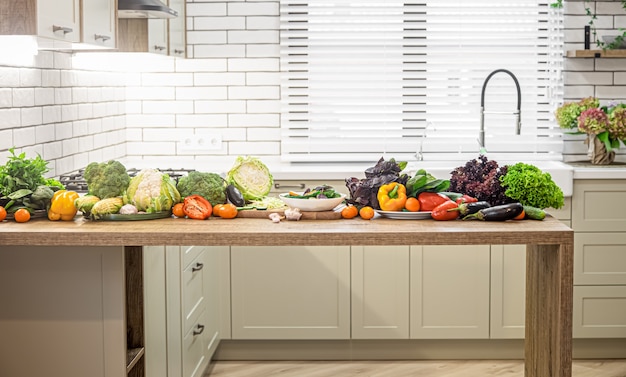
279 0 564 163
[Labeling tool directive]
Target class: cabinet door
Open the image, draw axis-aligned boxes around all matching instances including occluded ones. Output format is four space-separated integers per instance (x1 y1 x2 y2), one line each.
572 180 626 232
149 18 168 55
201 246 226 361
231 246 351 339
410 245 490 339
574 232 626 285
168 0 185 57
574 286 626 338
37 0 80 42
0 246 125 377
143 246 168 377
351 246 409 339
490 245 526 339
81 0 116 48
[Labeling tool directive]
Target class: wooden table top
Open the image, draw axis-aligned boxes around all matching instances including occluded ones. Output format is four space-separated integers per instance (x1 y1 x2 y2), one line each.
0 215 573 247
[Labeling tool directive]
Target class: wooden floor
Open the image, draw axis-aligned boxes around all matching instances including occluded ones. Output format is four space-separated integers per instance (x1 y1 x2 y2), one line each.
205 359 626 377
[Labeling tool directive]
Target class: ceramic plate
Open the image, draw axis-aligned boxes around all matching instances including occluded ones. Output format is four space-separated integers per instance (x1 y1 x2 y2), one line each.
375 210 432 220
279 193 346 212
93 211 172 221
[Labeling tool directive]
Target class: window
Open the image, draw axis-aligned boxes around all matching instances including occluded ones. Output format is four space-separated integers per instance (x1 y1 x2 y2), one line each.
280 1 564 163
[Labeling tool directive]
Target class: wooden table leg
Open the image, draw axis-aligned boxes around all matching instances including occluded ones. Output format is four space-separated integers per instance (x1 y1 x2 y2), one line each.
525 244 573 377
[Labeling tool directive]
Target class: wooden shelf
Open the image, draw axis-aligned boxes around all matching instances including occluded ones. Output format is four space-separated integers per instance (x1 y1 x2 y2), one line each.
566 49 626 58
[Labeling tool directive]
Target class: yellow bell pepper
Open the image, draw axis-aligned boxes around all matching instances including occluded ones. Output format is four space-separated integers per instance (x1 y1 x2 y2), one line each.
48 190 79 221
377 182 407 211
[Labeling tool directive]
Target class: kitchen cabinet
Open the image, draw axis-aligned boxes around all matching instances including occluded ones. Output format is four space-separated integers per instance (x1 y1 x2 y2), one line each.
168 0 185 57
0 246 126 377
0 0 80 45
144 246 224 377
80 0 116 49
410 245 491 339
351 246 410 339
230 246 351 339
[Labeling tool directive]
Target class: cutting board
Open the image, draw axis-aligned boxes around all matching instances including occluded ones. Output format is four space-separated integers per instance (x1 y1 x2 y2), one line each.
237 208 342 220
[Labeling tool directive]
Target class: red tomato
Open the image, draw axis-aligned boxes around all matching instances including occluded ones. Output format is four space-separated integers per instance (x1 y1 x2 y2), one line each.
183 195 212 220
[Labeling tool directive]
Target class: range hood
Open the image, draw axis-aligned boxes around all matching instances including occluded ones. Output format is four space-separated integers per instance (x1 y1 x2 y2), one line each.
118 0 178 19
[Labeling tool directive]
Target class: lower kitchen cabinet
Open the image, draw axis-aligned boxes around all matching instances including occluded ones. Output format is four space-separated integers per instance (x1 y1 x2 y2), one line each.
144 245 224 377
0 246 126 377
410 245 491 339
573 285 626 338
230 246 351 339
351 246 410 339
490 245 526 339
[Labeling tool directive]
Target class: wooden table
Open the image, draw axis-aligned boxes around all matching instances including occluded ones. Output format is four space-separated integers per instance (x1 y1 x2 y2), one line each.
0 215 574 377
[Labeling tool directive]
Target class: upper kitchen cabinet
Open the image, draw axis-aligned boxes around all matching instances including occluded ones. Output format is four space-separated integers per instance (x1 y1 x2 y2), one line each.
0 0 80 47
81 0 116 49
117 0 184 57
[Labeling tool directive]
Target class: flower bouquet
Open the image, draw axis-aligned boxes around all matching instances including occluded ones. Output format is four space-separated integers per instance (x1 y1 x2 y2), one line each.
555 97 626 164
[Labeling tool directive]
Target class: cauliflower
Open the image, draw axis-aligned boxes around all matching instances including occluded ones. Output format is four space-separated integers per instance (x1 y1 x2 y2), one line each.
84 160 131 199
176 171 227 205
124 168 181 213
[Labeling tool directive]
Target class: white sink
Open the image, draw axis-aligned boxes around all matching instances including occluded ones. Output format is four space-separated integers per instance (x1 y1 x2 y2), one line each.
405 160 574 197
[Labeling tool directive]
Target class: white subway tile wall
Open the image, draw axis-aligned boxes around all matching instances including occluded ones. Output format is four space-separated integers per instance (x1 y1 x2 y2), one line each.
1 1 625 174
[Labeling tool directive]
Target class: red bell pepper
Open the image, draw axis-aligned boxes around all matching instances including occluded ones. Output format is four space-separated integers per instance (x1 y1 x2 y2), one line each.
417 192 451 211
183 195 213 220
455 194 478 204
431 200 460 221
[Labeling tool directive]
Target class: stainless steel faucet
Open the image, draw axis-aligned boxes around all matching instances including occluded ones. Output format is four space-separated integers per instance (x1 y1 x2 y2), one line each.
479 69 522 151
416 122 435 161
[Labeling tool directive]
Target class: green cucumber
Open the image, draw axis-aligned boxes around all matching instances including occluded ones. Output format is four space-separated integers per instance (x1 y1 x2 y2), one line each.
523 206 546 220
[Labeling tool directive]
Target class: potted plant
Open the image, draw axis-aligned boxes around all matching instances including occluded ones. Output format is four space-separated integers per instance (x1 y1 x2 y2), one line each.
551 0 626 50
555 97 626 164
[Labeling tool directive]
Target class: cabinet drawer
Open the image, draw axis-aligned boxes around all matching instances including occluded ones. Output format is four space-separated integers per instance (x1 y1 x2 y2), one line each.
574 233 626 285
183 252 206 335
182 245 204 270
183 310 209 377
573 286 626 338
572 180 626 232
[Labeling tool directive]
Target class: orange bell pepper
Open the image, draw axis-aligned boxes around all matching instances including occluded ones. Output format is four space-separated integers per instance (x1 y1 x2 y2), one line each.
377 182 407 211
48 190 79 221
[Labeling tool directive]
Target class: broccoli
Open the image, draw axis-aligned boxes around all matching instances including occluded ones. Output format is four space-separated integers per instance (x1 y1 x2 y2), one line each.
84 160 131 199
177 171 227 205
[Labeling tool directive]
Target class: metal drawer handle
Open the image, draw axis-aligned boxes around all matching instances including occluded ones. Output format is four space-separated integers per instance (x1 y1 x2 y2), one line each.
274 183 305 190
174 49 184 55
94 34 111 42
193 324 205 336
53 25 73 34
153 45 166 51
192 262 204 272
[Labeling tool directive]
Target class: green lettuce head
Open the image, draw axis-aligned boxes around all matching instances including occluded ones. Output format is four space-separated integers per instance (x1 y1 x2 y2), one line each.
226 156 273 201
124 168 181 213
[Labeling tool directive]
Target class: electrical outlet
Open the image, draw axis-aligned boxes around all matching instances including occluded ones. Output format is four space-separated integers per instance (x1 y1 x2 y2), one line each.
179 133 223 151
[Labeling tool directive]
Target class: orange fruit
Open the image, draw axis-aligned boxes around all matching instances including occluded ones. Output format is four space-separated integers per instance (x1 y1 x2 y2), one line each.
0 206 6 222
172 203 185 218
212 204 225 217
218 203 238 219
14 208 31 223
404 197 420 212
341 205 358 219
359 206 375 220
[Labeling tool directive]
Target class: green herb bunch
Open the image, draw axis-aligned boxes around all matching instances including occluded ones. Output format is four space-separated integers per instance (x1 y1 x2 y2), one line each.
0 148 50 196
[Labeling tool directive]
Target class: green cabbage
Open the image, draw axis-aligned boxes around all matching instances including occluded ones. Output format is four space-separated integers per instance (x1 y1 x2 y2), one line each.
226 156 273 201
123 168 181 213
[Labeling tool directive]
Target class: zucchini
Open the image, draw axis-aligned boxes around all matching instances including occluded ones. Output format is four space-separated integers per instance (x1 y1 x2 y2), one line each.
523 205 546 220
462 202 523 221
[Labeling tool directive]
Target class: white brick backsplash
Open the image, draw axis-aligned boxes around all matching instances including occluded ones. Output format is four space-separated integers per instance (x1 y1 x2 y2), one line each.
142 100 195 114
126 114 177 127
87 119 103 134
564 58 595 71
193 44 246 58
0 89 12 108
0 130 13 150
34 88 55 106
246 44 280 58
78 104 93 120
21 107 42 127
596 2 626 14
55 122 73 140
176 86 227 100
126 141 176 155
42 70 61 87
19 68 42 87
615 72 626 85
194 72 245 86
141 73 194 87
228 2 278 16
87 88 103 103
35 124 55 144
227 58 279 72
616 16 626 28
126 128 143 142
62 137 79 156
247 127 281 141
564 71 613 85
228 30 279 44
229 113 279 127
142 128 182 141
595 58 626 71
187 2 227 16
596 86 626 100
62 105 79 122
13 127 34 148
175 58 227 72
228 141 279 155
187 31 227 44
247 16 279 30
194 100 246 113
126 86 176 100
72 87 89 103
247 100 281 113
228 86 279 100
42 105 61 124
0 67 20 87
0 108 20 130
55 88 72 104
246 72 280 85
124 101 143 114
175 114 228 127
43 141 63 161
564 85 595 99
12 88 35 107
194 16 245 30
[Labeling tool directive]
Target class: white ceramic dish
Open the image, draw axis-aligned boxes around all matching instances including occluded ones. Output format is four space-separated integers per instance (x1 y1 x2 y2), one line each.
279 193 347 212
375 210 432 220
